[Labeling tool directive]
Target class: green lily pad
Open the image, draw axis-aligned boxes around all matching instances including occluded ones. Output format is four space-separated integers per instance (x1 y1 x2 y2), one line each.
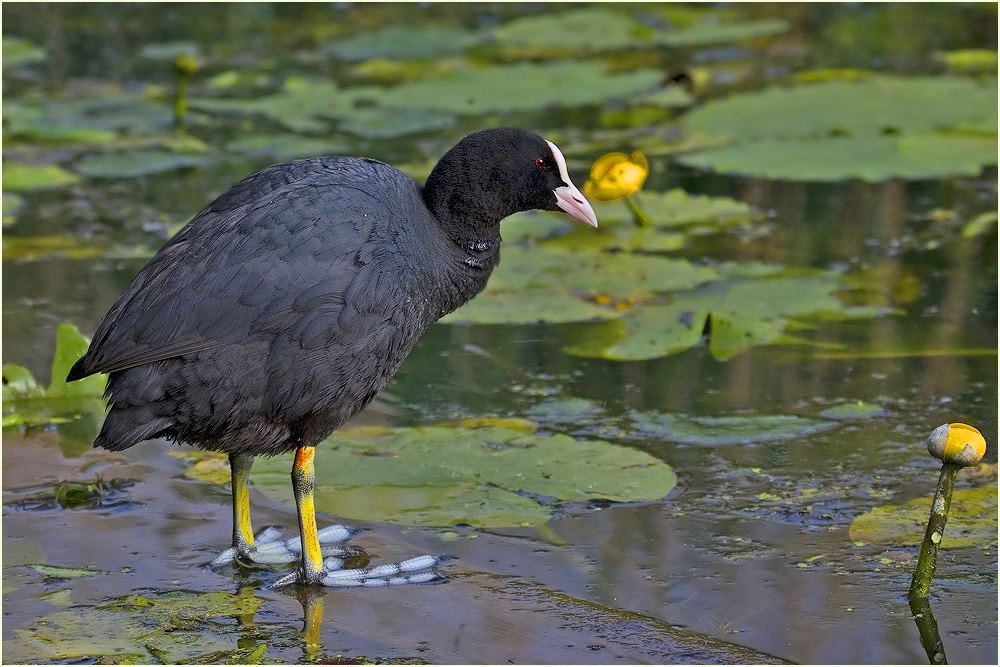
225 133 352 161
820 401 889 419
27 564 107 579
49 323 106 398
10 590 265 664
631 412 837 445
328 24 489 62
27 94 175 134
660 18 789 47
379 61 662 115
3 235 106 261
591 188 761 229
139 41 199 61
2 162 81 190
962 211 998 239
492 7 651 54
679 134 999 182
849 484 997 548
249 423 677 527
678 76 998 181
334 105 456 139
73 150 208 178
442 246 718 325
190 77 346 133
2 36 45 69
3 192 25 226
568 273 862 361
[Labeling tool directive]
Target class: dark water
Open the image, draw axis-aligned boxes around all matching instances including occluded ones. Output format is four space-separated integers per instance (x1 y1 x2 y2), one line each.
3 3 997 664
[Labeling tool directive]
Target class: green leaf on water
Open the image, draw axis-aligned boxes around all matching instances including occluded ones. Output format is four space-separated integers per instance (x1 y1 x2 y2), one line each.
225 133 352 161
660 18 789 46
2 36 46 69
679 134 999 182
568 274 860 361
49 323 106 397
2 192 25 226
591 188 761 229
334 105 456 139
631 412 837 445
2 162 81 190
27 564 107 578
962 211 998 239
2 235 106 261
2 364 43 400
678 76 998 181
10 590 266 664
73 150 208 178
249 423 677 528
820 401 889 419
378 61 663 115
442 246 718 325
328 24 489 62
849 483 998 548
492 7 651 54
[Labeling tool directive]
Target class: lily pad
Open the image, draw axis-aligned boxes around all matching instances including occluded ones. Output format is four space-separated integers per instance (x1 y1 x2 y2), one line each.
591 188 761 229
225 133 352 161
73 150 208 178
328 24 489 62
631 411 837 446
3 192 25 226
379 61 662 115
442 246 718 325
849 484 998 548
492 7 651 54
3 235 106 261
660 18 789 47
568 273 865 361
2 162 81 190
679 134 999 182
10 590 265 664
334 105 456 139
2 36 46 69
820 401 889 419
249 423 677 527
678 76 998 181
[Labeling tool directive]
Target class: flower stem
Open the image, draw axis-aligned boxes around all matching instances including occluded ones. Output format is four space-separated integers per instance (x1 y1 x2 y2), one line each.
624 194 652 227
909 462 960 599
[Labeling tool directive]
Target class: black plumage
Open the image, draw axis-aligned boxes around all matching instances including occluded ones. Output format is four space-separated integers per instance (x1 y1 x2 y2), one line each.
67 127 597 586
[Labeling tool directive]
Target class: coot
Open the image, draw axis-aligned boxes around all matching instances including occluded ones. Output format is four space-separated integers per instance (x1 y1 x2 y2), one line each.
68 128 597 587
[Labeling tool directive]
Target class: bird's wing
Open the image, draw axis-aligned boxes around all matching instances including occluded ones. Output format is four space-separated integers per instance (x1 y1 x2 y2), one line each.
70 158 415 379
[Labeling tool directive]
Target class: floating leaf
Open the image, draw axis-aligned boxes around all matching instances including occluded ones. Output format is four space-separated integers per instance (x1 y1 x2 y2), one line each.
2 192 25 226
225 133 352 161
568 274 860 361
378 61 662 115
820 401 889 419
442 246 718 325
2 36 45 69
27 564 107 579
591 188 761 229
11 590 265 664
73 150 208 178
248 423 676 527
139 41 199 61
962 211 998 239
328 24 489 62
849 484 997 548
2 235 105 261
50 323 106 397
2 162 81 190
492 8 650 54
679 134 999 182
631 412 837 445
334 105 456 139
679 76 998 181
660 18 789 46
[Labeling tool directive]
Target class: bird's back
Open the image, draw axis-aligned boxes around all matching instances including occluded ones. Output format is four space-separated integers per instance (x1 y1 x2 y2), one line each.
72 156 485 455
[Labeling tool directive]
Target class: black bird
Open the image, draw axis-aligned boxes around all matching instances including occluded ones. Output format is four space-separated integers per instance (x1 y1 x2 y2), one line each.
67 128 597 587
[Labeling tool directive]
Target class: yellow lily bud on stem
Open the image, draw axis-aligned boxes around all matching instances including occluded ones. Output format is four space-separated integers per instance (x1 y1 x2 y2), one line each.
909 423 987 599
584 151 651 226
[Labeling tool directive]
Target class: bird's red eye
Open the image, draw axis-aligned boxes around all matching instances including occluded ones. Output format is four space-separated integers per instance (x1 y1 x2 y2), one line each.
536 158 546 169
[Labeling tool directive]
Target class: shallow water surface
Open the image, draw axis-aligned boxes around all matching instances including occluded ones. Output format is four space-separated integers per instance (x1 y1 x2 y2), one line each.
3 3 997 664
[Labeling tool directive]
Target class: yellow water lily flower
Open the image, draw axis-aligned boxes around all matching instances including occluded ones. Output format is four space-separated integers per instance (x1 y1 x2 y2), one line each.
584 151 649 203
927 422 986 467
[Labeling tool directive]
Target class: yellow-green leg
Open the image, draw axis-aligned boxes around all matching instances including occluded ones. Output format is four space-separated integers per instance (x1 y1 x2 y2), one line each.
231 452 256 554
291 446 325 584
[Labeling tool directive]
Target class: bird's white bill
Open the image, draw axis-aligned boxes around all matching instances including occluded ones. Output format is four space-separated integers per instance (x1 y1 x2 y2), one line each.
546 140 599 227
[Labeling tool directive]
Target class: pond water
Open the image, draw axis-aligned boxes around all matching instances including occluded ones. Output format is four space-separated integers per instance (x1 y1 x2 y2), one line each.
3 3 997 664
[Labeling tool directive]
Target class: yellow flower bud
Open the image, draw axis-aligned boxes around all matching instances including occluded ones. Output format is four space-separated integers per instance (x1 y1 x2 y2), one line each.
927 423 986 466
583 151 648 202
175 54 200 76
